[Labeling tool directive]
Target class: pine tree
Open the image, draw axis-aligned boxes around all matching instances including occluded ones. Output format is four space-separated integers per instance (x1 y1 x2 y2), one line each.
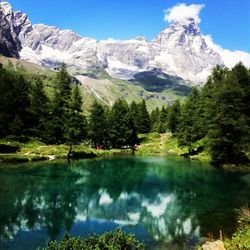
109 99 138 148
150 107 160 132
29 79 49 138
136 100 151 134
89 101 109 148
167 99 181 134
177 88 203 154
158 106 168 133
130 101 139 132
47 64 72 143
0 66 31 137
205 66 248 165
65 85 87 158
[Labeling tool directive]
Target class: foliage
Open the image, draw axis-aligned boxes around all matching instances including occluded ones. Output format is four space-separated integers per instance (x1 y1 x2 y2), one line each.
65 85 87 146
29 79 50 139
224 206 250 250
0 64 30 137
176 63 250 165
46 64 72 143
177 88 204 153
39 229 144 250
89 101 109 148
135 99 151 134
167 99 181 134
1 61 249 164
109 99 138 148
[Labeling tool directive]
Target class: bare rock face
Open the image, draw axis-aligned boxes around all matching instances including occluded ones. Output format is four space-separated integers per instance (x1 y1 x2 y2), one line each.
0 1 225 83
151 18 224 82
0 1 31 58
202 240 225 250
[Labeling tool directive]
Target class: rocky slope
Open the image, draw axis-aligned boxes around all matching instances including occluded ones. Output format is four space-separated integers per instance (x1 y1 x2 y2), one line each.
0 1 224 84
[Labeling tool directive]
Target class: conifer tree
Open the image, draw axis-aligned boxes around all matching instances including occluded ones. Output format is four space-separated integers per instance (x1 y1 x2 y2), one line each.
136 100 151 134
177 88 202 154
29 79 49 138
167 99 181 134
47 64 72 143
130 101 139 132
65 85 87 158
150 107 160 132
205 66 248 164
109 99 138 149
89 101 109 148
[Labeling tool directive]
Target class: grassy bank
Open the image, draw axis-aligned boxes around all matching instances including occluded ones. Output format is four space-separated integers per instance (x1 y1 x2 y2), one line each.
1 134 249 169
137 133 190 157
137 133 250 171
0 138 123 163
136 133 186 156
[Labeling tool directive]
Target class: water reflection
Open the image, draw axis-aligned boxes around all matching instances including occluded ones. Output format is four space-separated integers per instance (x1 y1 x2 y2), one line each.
0 157 250 249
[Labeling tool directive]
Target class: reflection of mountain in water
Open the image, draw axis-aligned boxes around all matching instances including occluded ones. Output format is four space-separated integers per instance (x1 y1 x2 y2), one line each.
0 157 250 249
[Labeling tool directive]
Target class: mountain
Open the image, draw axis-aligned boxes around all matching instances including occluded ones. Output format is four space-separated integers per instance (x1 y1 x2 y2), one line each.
0 1 224 84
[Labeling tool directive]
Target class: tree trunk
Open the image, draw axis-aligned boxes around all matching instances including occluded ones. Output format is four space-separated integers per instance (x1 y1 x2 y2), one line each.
67 143 73 162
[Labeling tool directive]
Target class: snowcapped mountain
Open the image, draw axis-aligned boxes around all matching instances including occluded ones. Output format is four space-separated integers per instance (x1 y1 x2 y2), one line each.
0 1 30 58
0 1 224 83
151 18 223 81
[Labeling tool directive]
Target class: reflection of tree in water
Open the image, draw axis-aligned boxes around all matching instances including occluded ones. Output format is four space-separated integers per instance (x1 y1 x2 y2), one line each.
0 157 250 247
0 163 82 240
0 158 148 240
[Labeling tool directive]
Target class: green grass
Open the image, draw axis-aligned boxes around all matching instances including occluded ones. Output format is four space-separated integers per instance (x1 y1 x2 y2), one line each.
136 133 187 156
0 138 124 163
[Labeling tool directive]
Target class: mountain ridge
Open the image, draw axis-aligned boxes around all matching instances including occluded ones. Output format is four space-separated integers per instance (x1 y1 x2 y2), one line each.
0 1 225 84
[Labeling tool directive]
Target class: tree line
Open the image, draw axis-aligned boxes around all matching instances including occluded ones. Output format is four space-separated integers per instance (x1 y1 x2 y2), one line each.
151 63 250 166
0 62 249 165
0 64 152 151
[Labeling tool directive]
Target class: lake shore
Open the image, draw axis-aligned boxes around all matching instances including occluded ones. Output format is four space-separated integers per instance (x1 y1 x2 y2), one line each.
1 134 249 172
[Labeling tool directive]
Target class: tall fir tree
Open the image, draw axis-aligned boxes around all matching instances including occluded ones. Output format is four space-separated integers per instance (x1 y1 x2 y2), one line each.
167 99 181 134
29 79 49 138
65 85 87 157
136 99 151 134
177 88 203 154
205 66 249 165
0 65 31 137
129 101 139 132
89 101 109 148
109 99 138 148
150 107 160 132
47 64 72 143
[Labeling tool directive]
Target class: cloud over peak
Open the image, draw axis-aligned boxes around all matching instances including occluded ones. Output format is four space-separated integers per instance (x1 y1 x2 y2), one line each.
164 3 205 24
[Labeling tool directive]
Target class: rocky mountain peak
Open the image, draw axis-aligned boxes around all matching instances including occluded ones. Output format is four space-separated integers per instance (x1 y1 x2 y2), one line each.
0 1 225 83
0 1 13 15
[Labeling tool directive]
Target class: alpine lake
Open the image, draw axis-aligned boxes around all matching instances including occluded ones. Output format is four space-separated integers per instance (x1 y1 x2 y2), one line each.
1 156 250 249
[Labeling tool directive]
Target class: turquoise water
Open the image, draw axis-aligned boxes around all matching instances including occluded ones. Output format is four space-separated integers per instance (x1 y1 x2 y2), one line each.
0 156 250 249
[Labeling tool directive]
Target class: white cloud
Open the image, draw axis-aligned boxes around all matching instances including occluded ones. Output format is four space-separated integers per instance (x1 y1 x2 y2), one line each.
204 35 250 68
164 3 205 24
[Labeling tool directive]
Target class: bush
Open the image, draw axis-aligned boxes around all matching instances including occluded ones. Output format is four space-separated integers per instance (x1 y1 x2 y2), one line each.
39 229 144 250
224 206 250 250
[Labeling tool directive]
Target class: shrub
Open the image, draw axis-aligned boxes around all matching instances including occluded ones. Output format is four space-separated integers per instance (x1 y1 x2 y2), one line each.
224 206 250 250
39 229 144 250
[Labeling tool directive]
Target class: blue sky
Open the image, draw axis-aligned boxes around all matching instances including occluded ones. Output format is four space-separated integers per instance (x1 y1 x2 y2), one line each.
6 0 250 52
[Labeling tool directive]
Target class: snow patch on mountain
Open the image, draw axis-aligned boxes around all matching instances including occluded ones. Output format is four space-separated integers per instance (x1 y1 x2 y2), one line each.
1 1 249 84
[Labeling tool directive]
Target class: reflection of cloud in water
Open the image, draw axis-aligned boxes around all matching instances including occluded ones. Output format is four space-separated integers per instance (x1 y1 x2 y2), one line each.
99 189 113 205
142 194 173 217
1 157 249 249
